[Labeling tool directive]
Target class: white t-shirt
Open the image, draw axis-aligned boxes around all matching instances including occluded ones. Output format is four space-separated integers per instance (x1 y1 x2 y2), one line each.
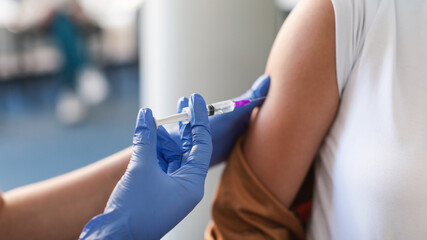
308 0 427 239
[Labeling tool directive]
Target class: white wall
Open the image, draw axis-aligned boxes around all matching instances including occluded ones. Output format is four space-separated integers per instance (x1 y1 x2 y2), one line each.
140 1 277 239
275 0 298 11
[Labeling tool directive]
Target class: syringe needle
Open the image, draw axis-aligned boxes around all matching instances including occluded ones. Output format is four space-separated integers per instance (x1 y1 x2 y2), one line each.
249 96 267 102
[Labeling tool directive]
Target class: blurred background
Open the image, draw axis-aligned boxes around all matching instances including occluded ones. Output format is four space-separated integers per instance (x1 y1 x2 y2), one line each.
0 0 296 239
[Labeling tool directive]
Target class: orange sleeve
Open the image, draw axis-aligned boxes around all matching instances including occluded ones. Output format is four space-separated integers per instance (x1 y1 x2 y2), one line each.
205 137 306 240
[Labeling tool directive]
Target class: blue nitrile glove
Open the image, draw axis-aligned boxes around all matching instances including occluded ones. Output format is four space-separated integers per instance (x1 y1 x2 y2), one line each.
160 74 270 167
79 94 212 240
209 74 269 165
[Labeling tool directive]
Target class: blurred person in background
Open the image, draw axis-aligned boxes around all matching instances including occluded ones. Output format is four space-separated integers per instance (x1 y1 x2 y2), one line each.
50 0 109 125
0 0 112 124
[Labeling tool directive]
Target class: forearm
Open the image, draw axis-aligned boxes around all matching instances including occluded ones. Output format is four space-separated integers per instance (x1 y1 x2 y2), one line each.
0 147 132 240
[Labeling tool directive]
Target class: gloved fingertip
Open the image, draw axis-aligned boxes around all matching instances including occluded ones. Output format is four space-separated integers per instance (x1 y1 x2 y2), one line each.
190 93 206 108
177 97 189 113
251 74 271 97
133 108 156 145
189 93 209 127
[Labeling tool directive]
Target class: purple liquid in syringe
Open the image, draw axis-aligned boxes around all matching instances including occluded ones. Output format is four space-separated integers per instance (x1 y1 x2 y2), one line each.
234 99 251 108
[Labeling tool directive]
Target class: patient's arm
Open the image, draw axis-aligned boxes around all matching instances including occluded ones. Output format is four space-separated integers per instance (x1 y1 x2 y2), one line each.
244 0 339 207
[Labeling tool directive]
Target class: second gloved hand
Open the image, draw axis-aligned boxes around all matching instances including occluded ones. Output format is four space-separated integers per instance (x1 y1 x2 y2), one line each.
209 74 270 165
162 74 270 166
79 94 212 240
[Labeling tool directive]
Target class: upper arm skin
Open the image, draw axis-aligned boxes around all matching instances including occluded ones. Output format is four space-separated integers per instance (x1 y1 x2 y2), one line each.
243 0 339 207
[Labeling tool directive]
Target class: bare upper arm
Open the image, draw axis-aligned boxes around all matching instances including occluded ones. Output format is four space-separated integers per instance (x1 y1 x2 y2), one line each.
243 0 339 207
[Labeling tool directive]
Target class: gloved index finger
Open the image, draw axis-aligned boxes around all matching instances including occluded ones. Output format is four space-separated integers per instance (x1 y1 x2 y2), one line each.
133 108 156 146
189 94 210 134
187 94 212 170
132 108 158 167
177 96 189 113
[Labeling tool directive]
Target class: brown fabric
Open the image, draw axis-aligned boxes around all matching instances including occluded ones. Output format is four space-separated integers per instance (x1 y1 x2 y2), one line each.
205 137 305 240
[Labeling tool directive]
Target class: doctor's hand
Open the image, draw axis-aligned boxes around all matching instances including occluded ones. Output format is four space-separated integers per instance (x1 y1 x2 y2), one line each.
165 74 270 166
79 94 212 240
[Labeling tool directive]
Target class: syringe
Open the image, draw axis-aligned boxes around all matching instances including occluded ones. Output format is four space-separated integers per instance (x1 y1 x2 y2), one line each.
155 97 266 126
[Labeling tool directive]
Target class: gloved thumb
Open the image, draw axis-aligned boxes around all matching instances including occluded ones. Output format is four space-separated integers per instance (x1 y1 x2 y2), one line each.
251 74 270 98
132 108 157 167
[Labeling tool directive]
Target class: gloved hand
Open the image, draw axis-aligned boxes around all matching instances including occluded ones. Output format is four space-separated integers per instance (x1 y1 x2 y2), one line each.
161 74 270 166
79 94 212 240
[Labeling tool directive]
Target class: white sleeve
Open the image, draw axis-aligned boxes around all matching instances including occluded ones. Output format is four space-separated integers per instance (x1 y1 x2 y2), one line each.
331 0 367 96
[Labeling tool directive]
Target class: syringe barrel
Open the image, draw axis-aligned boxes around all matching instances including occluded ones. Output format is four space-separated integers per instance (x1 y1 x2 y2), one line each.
207 100 235 116
155 110 189 126
155 99 236 126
